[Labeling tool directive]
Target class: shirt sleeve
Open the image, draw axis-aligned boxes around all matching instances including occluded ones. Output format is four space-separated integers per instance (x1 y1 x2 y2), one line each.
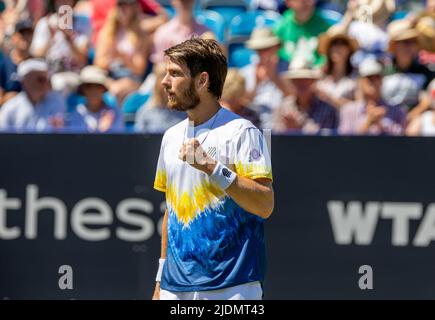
153 135 167 192
233 127 273 181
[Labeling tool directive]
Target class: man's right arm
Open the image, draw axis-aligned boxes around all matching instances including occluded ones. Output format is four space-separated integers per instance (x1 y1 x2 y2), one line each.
152 209 168 300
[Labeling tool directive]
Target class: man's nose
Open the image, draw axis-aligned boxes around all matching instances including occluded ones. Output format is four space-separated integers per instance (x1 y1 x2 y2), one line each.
161 73 170 88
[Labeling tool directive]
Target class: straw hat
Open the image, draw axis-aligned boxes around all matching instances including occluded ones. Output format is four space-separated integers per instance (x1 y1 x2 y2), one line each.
284 57 323 80
387 19 420 52
416 13 435 52
245 27 281 50
78 66 108 92
354 0 396 25
318 25 359 56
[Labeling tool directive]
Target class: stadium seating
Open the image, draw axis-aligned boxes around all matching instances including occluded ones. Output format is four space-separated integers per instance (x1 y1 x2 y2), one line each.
226 10 280 69
228 10 281 39
122 92 151 115
122 92 151 131
196 10 226 43
202 0 248 27
390 10 408 21
318 8 343 25
158 0 202 17
227 42 255 68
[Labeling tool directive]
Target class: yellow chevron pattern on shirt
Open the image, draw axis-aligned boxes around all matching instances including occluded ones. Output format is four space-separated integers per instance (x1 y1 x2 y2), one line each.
166 180 225 227
234 162 273 181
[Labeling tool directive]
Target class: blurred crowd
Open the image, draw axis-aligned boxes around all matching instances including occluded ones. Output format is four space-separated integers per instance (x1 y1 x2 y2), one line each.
0 0 434 135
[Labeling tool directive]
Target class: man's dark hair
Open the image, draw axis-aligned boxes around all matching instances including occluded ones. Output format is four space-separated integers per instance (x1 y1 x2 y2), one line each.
164 38 228 99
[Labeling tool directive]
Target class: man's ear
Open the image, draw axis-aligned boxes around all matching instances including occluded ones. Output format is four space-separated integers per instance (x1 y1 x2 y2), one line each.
197 72 209 91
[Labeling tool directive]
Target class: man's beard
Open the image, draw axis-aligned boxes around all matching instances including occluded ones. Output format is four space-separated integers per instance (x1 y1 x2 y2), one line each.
167 80 200 111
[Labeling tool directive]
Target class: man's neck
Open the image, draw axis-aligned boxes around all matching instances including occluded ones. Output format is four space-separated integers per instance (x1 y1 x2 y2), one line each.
297 94 313 112
186 99 221 126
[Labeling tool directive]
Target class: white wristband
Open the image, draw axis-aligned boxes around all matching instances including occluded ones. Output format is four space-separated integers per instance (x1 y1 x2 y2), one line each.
156 258 166 282
209 162 237 191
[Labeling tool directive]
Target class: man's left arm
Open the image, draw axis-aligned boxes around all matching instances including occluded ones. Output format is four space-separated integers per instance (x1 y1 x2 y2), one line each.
225 177 274 219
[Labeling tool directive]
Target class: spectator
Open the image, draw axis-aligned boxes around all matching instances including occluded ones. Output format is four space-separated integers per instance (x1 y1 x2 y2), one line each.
91 0 168 45
221 68 261 129
30 0 89 74
0 59 66 132
95 0 152 104
272 57 338 134
135 63 185 133
67 65 124 133
0 19 33 105
339 59 407 135
151 0 215 65
242 28 289 128
273 0 332 67
0 0 26 44
413 1 435 95
338 0 396 66
317 25 358 110
383 19 435 111
407 79 435 136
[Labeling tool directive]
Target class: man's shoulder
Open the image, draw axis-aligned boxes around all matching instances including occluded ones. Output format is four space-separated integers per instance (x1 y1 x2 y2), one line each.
219 108 258 137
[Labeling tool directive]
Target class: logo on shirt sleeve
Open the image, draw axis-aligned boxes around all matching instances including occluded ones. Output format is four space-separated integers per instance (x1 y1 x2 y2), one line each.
222 168 233 178
249 148 262 162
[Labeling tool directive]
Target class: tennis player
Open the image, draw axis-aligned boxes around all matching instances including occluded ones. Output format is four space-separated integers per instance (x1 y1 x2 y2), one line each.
152 38 274 300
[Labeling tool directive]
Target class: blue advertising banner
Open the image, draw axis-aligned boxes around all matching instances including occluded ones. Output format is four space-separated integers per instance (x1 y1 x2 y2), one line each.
1 134 435 299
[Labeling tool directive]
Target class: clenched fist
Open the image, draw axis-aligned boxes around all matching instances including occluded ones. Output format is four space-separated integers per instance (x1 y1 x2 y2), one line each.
179 139 216 175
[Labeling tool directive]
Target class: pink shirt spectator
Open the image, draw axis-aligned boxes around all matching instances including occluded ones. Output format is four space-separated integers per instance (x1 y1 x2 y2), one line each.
151 17 211 64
